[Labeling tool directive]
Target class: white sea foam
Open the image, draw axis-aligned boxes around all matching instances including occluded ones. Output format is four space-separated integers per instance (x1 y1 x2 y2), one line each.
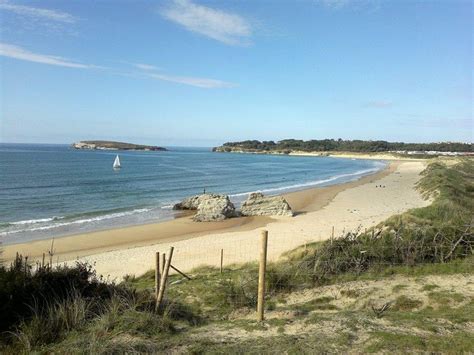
10 216 63 225
1 208 152 236
229 167 381 198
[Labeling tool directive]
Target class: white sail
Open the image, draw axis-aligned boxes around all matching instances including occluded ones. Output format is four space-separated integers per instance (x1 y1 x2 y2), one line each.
113 155 121 169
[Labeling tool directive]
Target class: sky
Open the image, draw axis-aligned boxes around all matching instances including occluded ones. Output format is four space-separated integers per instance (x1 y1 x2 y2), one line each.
0 0 472 146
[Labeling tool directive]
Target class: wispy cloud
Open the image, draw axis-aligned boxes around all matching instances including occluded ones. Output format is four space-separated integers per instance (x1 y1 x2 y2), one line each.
364 100 393 108
133 61 236 88
0 43 93 69
0 42 236 88
133 63 161 71
161 0 252 45
0 0 77 23
147 72 235 89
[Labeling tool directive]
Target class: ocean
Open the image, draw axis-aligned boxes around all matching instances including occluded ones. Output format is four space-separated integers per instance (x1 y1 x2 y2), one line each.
0 144 386 245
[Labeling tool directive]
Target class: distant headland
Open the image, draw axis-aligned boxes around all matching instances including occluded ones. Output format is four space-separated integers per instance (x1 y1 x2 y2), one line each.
72 140 167 151
213 139 472 157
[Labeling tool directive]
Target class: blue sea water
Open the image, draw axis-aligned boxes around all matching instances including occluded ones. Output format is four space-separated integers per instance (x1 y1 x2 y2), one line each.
0 144 386 244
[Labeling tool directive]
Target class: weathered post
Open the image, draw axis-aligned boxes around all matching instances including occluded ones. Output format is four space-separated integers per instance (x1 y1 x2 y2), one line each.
156 247 174 311
161 253 166 275
155 252 161 298
257 230 268 322
220 249 224 274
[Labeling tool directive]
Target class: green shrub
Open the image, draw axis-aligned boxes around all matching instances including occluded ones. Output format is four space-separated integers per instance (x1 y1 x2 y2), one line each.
0 255 119 334
12 293 93 349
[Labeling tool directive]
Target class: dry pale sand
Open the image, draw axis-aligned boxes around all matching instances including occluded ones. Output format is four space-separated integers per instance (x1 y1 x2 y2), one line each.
70 161 430 280
225 150 431 161
2 213 272 263
289 151 427 160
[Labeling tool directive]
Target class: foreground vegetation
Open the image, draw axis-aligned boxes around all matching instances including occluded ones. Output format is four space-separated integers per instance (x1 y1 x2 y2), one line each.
214 139 472 153
1 159 472 353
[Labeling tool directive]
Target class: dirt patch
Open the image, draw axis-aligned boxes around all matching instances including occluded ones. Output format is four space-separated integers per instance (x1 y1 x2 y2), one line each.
188 273 474 346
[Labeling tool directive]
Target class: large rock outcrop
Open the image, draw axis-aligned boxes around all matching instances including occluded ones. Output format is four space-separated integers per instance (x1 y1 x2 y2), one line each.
193 195 237 222
173 194 219 211
240 192 293 217
173 193 237 221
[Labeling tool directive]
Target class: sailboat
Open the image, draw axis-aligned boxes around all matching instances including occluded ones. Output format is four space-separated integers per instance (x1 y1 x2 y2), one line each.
113 155 121 169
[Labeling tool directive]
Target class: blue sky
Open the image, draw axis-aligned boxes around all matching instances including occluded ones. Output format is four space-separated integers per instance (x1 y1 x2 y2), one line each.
0 0 472 146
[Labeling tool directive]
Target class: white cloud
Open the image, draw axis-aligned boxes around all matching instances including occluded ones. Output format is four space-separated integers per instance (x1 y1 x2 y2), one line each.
133 63 161 71
133 61 236 88
0 43 236 88
147 72 236 88
0 43 92 69
161 0 252 45
0 0 77 23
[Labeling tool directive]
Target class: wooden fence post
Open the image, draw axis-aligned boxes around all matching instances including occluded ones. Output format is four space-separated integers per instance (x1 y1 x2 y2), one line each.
155 252 160 298
220 249 224 274
161 253 166 275
170 264 191 280
156 247 174 311
257 230 268 322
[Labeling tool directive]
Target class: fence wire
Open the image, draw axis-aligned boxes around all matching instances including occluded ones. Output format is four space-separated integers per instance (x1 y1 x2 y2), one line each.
151 223 473 312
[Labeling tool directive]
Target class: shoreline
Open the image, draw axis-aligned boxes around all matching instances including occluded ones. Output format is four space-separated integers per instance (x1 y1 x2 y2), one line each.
214 149 436 161
2 162 394 263
1 155 386 246
67 159 429 280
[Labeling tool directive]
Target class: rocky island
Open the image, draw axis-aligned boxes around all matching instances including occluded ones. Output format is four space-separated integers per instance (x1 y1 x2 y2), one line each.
72 140 167 151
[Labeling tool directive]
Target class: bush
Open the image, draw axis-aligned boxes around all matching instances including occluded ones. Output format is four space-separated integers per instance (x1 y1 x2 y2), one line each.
0 255 118 334
13 293 93 349
0 257 199 352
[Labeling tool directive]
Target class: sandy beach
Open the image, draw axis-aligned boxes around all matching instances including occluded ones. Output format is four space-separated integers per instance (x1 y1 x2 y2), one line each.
3 159 432 280
218 150 430 161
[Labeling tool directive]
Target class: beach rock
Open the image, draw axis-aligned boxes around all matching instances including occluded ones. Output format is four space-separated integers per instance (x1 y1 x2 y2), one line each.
193 194 237 222
173 193 220 210
240 192 293 217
